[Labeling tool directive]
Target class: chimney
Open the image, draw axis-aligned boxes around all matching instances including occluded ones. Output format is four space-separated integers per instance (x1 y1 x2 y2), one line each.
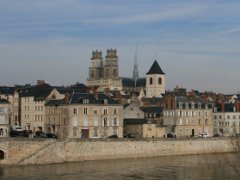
221 101 225 112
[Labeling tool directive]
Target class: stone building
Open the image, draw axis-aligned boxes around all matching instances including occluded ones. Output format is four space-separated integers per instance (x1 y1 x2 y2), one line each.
17 82 64 132
46 92 123 139
213 102 240 136
87 49 122 90
0 99 10 137
163 95 213 137
0 86 18 127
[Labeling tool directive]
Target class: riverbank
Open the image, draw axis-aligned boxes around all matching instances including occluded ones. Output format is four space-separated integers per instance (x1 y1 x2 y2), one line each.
0 138 235 165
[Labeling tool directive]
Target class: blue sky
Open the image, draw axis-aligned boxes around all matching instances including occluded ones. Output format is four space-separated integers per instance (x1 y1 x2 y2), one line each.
0 0 240 93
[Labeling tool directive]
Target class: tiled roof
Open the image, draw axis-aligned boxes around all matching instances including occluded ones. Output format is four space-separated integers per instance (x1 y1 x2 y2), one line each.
146 60 165 75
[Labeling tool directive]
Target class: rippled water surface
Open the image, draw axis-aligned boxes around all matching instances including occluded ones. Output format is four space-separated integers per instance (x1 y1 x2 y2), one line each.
0 153 239 180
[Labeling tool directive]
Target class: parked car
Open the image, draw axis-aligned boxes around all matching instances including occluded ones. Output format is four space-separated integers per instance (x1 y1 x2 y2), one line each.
124 133 135 138
10 130 24 137
199 133 210 138
167 133 176 138
107 134 118 138
46 133 58 139
34 131 47 138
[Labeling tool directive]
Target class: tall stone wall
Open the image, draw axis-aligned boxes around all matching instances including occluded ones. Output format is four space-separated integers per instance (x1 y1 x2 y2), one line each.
0 138 235 165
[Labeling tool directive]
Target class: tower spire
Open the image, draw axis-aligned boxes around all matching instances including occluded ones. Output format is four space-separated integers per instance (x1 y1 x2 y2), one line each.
133 46 139 85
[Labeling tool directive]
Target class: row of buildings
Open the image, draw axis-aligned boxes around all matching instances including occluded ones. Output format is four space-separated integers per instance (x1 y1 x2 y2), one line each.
0 49 240 138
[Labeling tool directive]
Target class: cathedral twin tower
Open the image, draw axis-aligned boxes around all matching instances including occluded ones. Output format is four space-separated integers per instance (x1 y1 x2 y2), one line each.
86 48 166 98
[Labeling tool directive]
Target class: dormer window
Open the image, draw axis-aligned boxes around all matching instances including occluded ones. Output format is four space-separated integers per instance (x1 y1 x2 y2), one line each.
83 99 89 104
205 104 208 109
185 103 189 109
198 103 201 109
214 107 217 112
179 102 182 109
191 103 195 109
104 99 108 104
233 107 236 112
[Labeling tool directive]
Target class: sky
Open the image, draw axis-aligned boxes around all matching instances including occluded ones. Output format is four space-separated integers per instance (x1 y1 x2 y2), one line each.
0 0 240 94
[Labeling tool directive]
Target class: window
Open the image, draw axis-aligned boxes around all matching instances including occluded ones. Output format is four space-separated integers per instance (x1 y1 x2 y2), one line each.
198 119 201 125
104 109 107 115
150 77 153 85
192 119 195 125
113 109 117 115
73 108 77 114
158 77 162 85
186 111 188 117
199 111 201 116
205 119 208 125
192 111 195 117
94 110 98 115
93 128 98 137
180 119 183 126
186 119 189 125
84 108 88 115
83 99 89 104
104 118 108 126
179 111 182 117
113 118 117 126
205 111 208 117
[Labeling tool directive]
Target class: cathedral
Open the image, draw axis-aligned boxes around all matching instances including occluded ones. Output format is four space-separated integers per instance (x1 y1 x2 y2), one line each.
86 48 166 98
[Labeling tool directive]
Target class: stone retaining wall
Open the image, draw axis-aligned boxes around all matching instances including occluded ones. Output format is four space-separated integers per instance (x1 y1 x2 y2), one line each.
0 138 235 165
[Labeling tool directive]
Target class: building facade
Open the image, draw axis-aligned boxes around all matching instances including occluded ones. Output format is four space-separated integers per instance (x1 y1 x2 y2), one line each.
46 92 123 139
163 95 213 137
213 103 240 136
0 99 10 137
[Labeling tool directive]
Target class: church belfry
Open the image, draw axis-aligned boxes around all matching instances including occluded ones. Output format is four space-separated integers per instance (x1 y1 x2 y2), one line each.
88 50 103 80
146 60 165 98
87 48 122 90
104 49 119 79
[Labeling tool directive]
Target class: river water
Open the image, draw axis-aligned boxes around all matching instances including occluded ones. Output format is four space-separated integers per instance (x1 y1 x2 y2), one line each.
0 153 239 180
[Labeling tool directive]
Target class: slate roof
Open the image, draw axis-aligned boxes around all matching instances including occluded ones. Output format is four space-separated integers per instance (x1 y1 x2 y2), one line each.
45 99 66 106
215 103 235 112
70 93 119 105
146 60 165 75
17 84 53 101
121 77 146 87
0 86 16 95
140 106 162 114
124 118 148 125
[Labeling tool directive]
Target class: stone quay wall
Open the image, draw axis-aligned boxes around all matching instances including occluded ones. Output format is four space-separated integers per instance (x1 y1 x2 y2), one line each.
0 138 235 165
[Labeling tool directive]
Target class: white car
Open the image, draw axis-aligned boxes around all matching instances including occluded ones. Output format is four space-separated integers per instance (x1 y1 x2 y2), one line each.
199 133 210 138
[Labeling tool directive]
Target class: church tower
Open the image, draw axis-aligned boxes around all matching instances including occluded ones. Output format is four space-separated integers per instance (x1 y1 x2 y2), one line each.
88 50 103 81
103 49 119 79
87 48 122 90
146 60 165 98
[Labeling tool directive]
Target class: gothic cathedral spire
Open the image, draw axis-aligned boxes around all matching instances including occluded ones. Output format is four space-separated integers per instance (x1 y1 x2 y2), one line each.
133 46 139 85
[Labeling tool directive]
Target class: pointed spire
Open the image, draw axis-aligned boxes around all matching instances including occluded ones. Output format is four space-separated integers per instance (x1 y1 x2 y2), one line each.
133 46 139 84
146 60 165 75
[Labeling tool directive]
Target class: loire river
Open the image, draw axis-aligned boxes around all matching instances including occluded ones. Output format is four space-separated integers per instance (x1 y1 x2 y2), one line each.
0 153 239 180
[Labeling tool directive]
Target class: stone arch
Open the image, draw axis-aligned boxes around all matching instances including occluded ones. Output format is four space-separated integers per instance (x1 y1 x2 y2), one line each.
0 150 4 160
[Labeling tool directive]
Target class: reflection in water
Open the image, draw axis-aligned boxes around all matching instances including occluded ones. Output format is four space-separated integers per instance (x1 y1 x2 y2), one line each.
0 153 239 180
